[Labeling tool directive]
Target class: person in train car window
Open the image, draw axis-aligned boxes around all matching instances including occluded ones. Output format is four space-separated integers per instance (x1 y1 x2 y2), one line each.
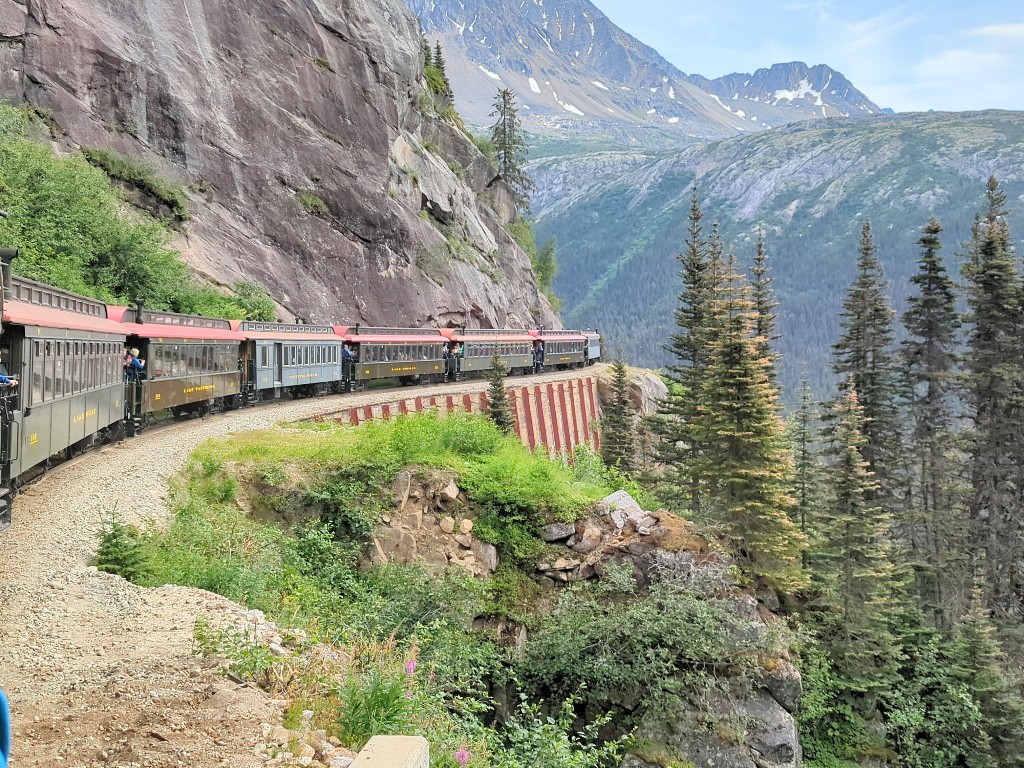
0 372 17 387
125 348 146 382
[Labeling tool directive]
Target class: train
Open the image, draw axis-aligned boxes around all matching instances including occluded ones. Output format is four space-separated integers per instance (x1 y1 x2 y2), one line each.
0 254 601 531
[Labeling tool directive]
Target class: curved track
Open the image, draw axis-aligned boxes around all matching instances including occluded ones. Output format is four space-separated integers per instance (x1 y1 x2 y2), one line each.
0 367 595 767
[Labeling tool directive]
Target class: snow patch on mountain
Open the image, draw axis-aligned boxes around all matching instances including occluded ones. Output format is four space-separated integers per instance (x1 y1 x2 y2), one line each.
529 77 541 93
478 64 502 80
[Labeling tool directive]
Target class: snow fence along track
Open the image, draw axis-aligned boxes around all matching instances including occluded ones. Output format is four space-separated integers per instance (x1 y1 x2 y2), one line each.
0 368 591 768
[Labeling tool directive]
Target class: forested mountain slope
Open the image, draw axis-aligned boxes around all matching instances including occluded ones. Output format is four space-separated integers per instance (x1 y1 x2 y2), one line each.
532 110 1024 396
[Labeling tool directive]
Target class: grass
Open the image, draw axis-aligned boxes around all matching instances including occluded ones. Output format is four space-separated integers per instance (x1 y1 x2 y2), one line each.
133 412 636 767
80 146 189 221
296 190 329 216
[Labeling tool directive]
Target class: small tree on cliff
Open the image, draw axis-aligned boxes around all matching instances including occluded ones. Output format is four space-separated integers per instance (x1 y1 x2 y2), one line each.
490 88 535 212
485 353 516 435
601 359 636 473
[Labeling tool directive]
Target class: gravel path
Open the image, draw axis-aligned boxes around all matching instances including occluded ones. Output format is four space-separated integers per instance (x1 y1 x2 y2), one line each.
0 369 591 767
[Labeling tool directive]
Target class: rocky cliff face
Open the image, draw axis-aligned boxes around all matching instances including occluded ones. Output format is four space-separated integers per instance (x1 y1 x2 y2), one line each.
0 0 556 329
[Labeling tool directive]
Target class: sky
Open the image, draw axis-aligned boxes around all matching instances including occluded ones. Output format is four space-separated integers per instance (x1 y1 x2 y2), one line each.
590 0 1024 113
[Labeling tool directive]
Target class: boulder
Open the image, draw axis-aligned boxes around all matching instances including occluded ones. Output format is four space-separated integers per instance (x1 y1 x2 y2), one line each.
440 481 461 504
439 516 456 534
459 518 474 534
454 533 473 548
471 540 498 573
539 522 576 542
571 523 604 554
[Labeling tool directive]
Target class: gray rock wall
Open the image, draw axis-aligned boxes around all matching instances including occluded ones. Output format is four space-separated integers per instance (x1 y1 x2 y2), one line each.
0 0 557 328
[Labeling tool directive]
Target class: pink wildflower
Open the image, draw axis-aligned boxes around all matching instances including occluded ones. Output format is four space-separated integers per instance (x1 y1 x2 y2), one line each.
405 658 417 677
454 748 470 767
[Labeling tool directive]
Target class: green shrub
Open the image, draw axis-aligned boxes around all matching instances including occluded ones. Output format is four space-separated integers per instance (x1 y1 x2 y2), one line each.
296 190 329 216
92 514 152 583
0 104 254 318
335 669 413 750
487 695 628 768
80 146 189 221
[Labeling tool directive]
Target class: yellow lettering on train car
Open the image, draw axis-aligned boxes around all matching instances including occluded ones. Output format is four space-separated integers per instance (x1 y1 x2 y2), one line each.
29 433 38 445
363 369 371 375
154 393 162 401
73 408 98 423
183 384 216 394
389 366 417 373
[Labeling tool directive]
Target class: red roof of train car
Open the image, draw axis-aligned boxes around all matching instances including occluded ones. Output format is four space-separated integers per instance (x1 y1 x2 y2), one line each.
449 332 536 343
333 326 448 343
2 300 128 335
529 329 586 341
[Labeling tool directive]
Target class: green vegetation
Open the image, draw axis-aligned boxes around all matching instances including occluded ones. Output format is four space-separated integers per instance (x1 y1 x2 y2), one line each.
483 352 515 435
490 88 534 213
296 190 329 217
124 413 672 766
648 186 1024 766
92 514 152 583
80 146 189 222
0 104 269 318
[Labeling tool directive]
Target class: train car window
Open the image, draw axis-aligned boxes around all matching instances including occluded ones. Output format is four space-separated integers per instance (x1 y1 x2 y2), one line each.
259 346 268 368
75 343 81 392
53 343 64 399
31 340 42 404
201 345 208 374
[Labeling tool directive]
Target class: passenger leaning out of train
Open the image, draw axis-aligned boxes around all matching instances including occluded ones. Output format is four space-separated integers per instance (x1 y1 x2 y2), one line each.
124 348 146 382
0 373 17 388
0 349 15 387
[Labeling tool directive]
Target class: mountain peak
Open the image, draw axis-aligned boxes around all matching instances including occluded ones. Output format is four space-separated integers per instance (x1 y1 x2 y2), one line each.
406 0 881 137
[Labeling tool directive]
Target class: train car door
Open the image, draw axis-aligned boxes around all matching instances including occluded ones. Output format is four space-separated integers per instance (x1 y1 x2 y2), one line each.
274 343 283 385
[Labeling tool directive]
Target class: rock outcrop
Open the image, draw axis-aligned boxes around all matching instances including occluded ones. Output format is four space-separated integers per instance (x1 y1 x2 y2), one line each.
0 0 556 329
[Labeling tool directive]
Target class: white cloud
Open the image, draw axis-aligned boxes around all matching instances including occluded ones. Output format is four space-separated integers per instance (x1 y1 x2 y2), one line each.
970 23 1024 41
916 49 1009 82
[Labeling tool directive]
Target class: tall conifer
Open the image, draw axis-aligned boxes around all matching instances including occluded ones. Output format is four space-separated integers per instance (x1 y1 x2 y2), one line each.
814 386 903 702
900 217 963 626
960 177 1024 617
831 221 904 509
689 257 806 587
601 359 636 473
789 379 823 565
653 191 715 515
750 227 780 380
490 89 535 212
484 353 515 435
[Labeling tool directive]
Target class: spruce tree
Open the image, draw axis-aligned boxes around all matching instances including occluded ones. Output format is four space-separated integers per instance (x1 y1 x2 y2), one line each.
950 589 1024 766
688 257 806 587
93 514 152 583
814 385 902 703
422 38 433 69
789 379 823 565
961 177 1024 617
484 352 515 435
653 190 717 516
490 89 535 212
750 226 780 380
831 221 905 510
900 217 963 626
433 41 446 79
600 359 636 473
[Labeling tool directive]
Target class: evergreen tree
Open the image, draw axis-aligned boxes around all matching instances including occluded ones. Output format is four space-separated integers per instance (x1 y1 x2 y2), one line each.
535 237 558 292
950 589 1024 766
93 514 152 583
653 191 718 516
490 89 535 212
831 221 905 509
688 257 806 587
484 352 516 435
900 217 964 626
750 226 780 379
961 177 1024 617
600 359 636 473
433 41 447 79
422 38 433 68
814 385 903 702
788 379 824 566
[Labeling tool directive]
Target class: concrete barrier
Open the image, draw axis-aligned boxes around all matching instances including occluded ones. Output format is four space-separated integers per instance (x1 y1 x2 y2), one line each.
351 735 429 768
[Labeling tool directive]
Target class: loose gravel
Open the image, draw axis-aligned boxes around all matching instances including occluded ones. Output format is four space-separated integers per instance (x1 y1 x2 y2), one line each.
0 369 592 767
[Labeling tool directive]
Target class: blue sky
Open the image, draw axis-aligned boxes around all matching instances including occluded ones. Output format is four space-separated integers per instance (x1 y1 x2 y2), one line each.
591 0 1024 112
